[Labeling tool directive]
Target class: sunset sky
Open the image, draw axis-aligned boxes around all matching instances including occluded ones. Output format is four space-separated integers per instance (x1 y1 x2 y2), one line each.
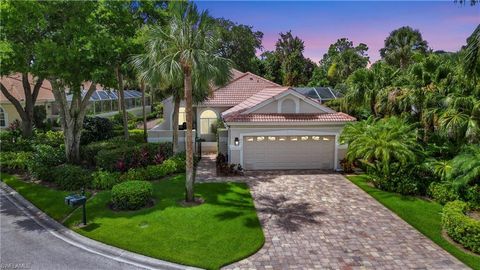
196 1 480 63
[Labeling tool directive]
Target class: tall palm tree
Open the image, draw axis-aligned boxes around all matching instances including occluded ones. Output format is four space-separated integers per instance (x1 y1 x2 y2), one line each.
464 25 480 84
138 2 232 202
380 26 429 69
132 52 184 153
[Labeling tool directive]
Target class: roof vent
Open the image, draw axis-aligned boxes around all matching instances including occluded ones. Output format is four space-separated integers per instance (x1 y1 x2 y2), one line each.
249 77 253 80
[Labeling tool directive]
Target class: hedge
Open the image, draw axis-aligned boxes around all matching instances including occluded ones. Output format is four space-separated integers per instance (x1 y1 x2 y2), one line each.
111 181 153 210
95 142 173 171
442 200 480 254
53 164 92 191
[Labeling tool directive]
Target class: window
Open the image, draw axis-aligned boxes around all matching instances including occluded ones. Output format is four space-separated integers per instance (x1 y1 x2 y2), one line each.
200 110 217 135
0 107 6 127
178 107 186 125
281 98 296 113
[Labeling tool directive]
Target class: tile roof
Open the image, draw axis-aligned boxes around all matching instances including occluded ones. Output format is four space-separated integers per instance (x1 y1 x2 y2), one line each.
0 73 104 103
0 74 54 102
221 87 289 116
202 72 281 106
223 112 356 123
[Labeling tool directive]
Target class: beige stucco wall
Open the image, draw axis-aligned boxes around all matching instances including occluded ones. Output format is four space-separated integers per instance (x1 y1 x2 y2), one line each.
226 124 348 170
0 103 20 128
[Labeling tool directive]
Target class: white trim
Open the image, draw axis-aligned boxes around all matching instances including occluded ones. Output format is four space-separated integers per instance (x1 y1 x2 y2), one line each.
0 105 8 128
277 97 299 113
234 129 340 170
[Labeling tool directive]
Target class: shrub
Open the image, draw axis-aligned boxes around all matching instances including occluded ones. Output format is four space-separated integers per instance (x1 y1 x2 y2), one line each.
53 164 92 191
171 154 186 172
121 167 149 182
33 130 64 147
27 144 66 181
95 142 173 172
442 200 480 254
91 170 122 190
0 151 32 172
428 182 459 205
81 116 114 145
465 185 480 208
0 131 32 152
111 181 153 210
80 139 137 166
369 169 419 195
145 159 178 180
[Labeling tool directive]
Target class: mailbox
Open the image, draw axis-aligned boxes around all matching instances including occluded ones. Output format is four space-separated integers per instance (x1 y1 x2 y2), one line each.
65 194 86 207
64 193 88 225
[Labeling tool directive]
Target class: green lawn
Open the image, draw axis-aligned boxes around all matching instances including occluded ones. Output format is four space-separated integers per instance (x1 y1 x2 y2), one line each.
347 175 480 270
1 173 76 221
61 174 264 270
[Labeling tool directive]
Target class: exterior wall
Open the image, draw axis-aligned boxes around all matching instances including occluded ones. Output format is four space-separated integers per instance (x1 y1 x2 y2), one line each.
299 101 323 113
250 94 325 114
218 129 228 156
254 102 278 113
0 101 58 129
0 103 19 128
147 129 196 152
227 124 348 170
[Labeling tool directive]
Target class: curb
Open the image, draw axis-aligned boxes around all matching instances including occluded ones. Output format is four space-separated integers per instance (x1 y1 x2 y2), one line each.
0 182 202 270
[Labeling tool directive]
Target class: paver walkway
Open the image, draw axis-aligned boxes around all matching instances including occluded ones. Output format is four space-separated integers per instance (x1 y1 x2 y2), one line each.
200 172 468 270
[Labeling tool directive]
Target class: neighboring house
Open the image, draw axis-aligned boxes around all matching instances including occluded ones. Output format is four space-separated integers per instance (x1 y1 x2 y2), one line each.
149 69 355 171
0 74 150 129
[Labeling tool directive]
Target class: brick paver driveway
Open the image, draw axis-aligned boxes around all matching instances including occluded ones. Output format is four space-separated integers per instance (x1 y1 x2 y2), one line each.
222 172 468 270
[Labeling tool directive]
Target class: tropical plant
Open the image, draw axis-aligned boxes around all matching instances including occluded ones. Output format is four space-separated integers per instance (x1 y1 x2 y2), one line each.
340 117 420 178
380 26 429 69
463 25 480 84
449 145 480 191
134 2 232 202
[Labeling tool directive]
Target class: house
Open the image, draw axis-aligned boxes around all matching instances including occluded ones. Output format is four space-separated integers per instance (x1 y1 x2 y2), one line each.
148 69 355 171
0 74 151 129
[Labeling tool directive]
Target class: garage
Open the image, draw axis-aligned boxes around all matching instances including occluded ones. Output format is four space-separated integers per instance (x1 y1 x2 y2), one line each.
243 135 335 170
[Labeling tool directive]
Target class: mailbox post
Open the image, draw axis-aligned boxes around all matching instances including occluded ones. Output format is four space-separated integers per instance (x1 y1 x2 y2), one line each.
65 188 87 225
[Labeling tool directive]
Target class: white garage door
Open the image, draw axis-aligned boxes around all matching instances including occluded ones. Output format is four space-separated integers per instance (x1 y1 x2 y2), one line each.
243 135 335 170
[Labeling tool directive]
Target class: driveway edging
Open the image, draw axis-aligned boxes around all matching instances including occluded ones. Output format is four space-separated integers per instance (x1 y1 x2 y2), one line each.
0 182 202 270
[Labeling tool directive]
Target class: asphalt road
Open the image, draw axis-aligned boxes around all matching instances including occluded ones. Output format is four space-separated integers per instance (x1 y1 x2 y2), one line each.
0 190 143 270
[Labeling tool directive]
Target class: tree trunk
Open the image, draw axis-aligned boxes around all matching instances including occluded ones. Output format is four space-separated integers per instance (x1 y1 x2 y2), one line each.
51 80 96 164
115 66 129 140
21 119 33 137
64 118 83 163
141 82 147 143
172 94 180 154
0 74 43 138
184 70 195 202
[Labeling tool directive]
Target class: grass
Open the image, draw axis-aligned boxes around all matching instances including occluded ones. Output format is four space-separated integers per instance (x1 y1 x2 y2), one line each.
347 174 480 270
1 173 76 221
61 174 264 270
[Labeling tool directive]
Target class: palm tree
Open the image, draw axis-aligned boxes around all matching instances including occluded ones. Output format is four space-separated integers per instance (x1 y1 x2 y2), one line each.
138 2 232 202
340 117 420 178
380 26 429 69
449 144 480 191
343 62 397 117
132 52 184 152
464 25 480 84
